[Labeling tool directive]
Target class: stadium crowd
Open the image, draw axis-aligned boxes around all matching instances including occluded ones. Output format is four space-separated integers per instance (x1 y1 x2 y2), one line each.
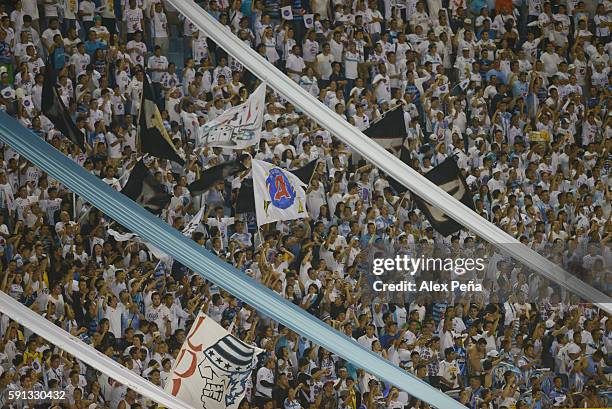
0 0 609 407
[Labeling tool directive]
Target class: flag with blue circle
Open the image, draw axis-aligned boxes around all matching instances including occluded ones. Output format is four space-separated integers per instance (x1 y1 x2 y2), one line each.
252 159 308 226
281 5 293 20
303 14 314 28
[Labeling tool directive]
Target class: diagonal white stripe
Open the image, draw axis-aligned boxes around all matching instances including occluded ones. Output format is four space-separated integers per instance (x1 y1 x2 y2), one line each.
165 0 612 314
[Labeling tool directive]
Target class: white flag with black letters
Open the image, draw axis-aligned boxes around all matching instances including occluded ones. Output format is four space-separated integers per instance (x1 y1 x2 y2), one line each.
199 83 266 150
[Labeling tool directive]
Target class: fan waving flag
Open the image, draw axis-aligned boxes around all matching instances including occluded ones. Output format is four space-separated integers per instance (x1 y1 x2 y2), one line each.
188 159 246 196
139 75 185 165
364 106 406 153
290 159 318 186
165 312 263 409
121 160 171 214
236 160 316 215
303 14 314 28
413 157 475 236
280 5 293 19
200 83 266 149
41 65 86 152
252 159 308 226
182 206 206 237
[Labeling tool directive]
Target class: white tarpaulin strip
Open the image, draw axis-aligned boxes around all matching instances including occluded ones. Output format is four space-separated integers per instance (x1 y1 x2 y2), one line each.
0 291 192 409
0 113 468 409
167 0 611 312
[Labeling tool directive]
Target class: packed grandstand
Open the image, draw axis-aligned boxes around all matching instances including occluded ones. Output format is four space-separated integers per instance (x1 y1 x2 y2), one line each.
0 0 609 407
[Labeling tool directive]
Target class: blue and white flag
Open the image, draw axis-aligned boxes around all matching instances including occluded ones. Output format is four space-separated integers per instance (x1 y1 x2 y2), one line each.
166 312 263 409
252 159 308 226
281 5 293 20
200 83 266 150
303 13 314 28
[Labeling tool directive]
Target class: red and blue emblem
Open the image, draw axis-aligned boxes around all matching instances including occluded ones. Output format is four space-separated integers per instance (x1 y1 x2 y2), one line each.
266 168 296 210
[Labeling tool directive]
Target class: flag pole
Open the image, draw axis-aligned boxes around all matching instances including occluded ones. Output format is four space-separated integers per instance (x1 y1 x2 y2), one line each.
257 226 264 248
395 191 408 212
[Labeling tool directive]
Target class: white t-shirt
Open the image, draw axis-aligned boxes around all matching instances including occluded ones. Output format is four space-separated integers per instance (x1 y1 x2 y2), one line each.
105 304 124 338
127 40 147 67
147 55 168 83
439 360 460 388
344 50 359 80
373 73 391 102
124 7 144 33
316 52 333 80
79 0 95 21
151 10 168 38
106 132 122 159
256 366 274 397
285 53 305 82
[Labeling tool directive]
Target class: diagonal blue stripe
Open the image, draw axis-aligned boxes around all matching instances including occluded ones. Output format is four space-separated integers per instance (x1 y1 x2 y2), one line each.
0 112 467 409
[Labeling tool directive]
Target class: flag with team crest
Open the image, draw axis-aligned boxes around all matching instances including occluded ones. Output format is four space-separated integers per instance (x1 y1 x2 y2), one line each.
165 312 263 409
199 83 266 150
252 159 308 226
303 14 314 28
281 5 293 19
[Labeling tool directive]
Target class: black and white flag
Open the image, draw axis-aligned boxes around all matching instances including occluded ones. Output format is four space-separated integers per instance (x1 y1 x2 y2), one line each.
139 75 185 165
182 207 206 237
165 312 264 409
413 157 475 236
121 160 171 214
41 64 86 152
364 106 406 152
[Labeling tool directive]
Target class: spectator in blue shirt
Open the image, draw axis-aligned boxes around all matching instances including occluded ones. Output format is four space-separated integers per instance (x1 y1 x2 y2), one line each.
49 34 66 70
512 71 529 99
84 30 107 57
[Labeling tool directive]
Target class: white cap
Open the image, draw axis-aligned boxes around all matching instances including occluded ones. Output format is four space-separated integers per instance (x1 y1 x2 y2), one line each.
486 350 499 358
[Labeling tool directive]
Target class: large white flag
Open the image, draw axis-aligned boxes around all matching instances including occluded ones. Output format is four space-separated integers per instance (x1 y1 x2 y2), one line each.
252 159 308 226
107 228 173 265
165 312 263 409
199 83 266 149
107 228 138 242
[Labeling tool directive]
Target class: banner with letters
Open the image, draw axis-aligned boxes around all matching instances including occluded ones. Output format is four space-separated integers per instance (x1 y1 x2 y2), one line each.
199 83 266 150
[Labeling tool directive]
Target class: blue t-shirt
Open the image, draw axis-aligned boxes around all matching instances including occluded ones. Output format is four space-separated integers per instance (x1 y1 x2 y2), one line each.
52 46 66 70
84 39 106 57
0 41 11 64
